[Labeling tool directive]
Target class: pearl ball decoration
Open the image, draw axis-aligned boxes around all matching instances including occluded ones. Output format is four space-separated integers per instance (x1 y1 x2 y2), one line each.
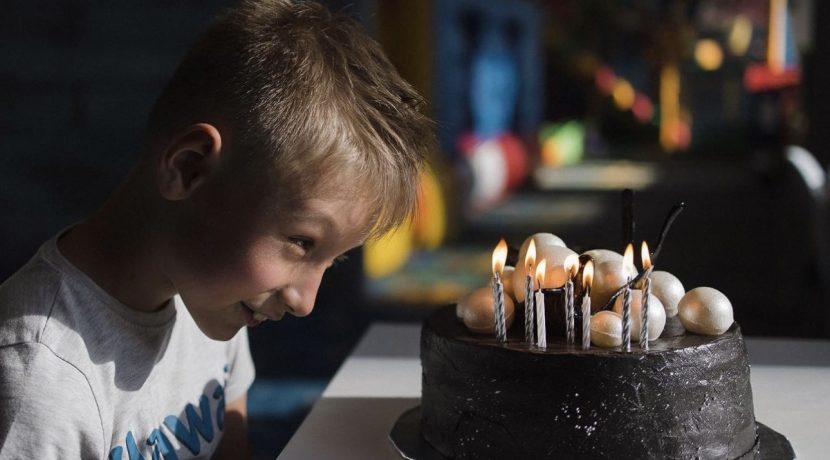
649 271 685 317
517 233 566 267
582 249 623 265
457 286 516 334
590 311 623 348
612 290 667 340
512 245 578 302
678 287 734 335
588 259 638 311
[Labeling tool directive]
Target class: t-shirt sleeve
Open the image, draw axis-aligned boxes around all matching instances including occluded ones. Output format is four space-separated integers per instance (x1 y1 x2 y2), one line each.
223 328 255 404
0 343 105 458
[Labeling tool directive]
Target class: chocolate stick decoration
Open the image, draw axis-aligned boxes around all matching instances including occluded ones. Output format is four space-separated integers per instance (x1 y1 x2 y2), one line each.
650 202 685 262
506 246 520 268
622 189 635 249
601 202 685 311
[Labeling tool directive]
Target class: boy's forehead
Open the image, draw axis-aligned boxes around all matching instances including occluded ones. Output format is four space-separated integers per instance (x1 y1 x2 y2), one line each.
245 159 389 239
279 195 375 236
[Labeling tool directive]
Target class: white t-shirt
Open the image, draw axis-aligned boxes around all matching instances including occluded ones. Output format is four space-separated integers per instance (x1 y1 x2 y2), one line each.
0 232 256 459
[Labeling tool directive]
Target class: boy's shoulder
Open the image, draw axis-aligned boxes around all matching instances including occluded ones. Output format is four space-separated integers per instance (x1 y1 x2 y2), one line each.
0 233 134 356
0 245 66 348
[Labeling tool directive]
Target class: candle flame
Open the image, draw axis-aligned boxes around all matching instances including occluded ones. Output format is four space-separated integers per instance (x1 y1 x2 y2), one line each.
535 258 546 288
492 239 508 275
526 239 536 269
623 243 634 268
641 241 652 270
583 260 594 289
564 254 579 277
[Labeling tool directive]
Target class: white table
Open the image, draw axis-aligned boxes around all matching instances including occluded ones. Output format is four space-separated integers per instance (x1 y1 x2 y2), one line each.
278 323 830 459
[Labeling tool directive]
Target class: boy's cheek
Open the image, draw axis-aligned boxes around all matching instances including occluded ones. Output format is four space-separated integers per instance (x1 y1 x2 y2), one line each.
172 239 292 300
221 263 290 300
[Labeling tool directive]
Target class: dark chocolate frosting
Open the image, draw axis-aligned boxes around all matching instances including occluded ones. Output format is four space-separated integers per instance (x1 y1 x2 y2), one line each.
420 306 758 459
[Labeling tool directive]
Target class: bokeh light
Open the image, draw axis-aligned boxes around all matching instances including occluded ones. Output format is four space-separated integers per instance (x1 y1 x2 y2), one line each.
612 79 635 110
594 66 617 95
695 39 724 71
728 15 752 56
632 93 654 123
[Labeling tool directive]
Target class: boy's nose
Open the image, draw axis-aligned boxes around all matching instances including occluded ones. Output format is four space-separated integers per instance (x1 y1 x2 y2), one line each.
282 269 325 317
281 287 313 317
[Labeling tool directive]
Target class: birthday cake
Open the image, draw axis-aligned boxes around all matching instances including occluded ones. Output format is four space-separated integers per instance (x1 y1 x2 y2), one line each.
390 232 794 460
420 307 758 459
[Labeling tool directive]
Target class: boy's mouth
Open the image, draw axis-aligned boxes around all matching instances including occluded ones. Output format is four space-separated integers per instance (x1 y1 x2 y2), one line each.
240 301 268 326
252 311 269 322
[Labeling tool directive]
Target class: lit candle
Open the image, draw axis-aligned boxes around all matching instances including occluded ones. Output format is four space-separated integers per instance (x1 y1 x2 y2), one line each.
582 261 594 350
564 254 579 345
640 241 654 350
524 240 536 344
491 239 509 343
535 259 547 349
621 243 634 352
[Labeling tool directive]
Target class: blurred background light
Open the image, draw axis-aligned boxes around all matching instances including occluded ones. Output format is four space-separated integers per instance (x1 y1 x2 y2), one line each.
612 79 635 111
728 15 753 56
695 39 724 71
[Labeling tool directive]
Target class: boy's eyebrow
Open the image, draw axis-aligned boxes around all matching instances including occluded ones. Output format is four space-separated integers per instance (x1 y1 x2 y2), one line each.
294 210 339 235
286 204 372 242
290 210 338 232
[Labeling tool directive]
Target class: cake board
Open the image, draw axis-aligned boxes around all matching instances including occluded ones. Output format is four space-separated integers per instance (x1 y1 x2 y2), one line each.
389 405 795 460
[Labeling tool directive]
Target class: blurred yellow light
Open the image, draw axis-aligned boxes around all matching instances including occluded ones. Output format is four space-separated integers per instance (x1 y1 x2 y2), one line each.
728 15 753 56
695 39 724 71
659 65 681 152
363 219 412 278
541 138 561 166
612 79 635 110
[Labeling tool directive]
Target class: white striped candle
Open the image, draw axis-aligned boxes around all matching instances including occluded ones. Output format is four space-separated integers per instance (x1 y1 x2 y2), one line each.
582 261 594 350
639 241 654 350
535 259 547 349
524 240 537 344
491 239 508 343
621 243 634 352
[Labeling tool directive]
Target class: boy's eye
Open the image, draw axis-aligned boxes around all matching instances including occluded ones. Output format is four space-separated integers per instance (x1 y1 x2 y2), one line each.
289 237 314 251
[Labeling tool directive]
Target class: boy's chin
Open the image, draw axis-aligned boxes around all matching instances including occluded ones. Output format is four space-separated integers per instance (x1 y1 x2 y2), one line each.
193 318 245 341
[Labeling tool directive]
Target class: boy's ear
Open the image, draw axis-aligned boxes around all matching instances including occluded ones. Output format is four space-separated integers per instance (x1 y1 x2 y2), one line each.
157 123 223 200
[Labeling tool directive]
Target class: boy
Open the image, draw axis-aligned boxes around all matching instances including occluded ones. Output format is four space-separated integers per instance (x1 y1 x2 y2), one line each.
0 0 432 458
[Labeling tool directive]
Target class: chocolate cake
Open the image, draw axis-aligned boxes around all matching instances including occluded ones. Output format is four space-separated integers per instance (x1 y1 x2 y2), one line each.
390 226 793 459
406 306 778 460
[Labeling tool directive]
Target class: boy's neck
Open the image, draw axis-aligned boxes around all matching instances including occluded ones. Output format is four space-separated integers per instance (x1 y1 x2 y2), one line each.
58 179 176 313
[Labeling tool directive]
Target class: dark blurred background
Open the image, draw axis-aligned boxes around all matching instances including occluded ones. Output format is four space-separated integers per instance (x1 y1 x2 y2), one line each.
2 0 829 457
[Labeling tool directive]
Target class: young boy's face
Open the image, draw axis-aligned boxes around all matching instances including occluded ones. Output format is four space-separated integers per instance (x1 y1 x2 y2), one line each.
167 172 371 341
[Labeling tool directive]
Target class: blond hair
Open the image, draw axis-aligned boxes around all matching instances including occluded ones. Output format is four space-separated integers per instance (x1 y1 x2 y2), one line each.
146 0 433 238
